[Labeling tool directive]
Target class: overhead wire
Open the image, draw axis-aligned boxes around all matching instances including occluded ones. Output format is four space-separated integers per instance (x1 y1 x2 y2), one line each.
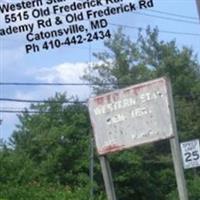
0 110 55 114
79 0 200 25
0 94 199 104
0 82 100 86
132 12 199 25
1 79 200 86
0 103 199 114
0 93 199 114
146 9 198 20
0 98 88 103
109 23 200 36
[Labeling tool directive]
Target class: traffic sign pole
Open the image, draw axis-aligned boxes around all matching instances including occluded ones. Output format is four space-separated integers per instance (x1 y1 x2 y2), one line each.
99 156 117 200
170 138 189 200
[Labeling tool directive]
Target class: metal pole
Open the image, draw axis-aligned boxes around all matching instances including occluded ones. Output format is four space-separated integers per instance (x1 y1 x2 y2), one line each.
170 138 189 200
196 0 200 20
99 156 117 200
167 79 188 200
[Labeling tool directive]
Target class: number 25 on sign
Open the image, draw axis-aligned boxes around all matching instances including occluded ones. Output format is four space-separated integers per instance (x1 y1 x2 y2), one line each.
181 139 200 169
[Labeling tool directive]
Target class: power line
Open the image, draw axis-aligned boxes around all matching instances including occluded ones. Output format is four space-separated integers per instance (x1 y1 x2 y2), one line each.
79 0 200 25
0 100 199 111
0 104 199 114
129 2 198 24
79 0 198 20
0 98 87 103
80 0 200 25
0 94 199 104
0 78 200 87
147 9 198 20
0 110 82 114
0 82 123 86
95 0 199 24
132 12 199 25
0 110 52 114
110 23 200 36
1 76 200 87
0 82 97 86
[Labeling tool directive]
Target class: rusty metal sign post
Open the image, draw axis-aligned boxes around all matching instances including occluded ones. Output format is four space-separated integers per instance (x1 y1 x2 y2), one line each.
88 77 188 200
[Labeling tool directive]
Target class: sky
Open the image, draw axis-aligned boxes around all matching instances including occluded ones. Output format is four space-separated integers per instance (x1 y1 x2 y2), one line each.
0 0 200 141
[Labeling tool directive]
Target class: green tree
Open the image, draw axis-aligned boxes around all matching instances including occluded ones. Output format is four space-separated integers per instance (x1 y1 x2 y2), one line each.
83 27 200 199
10 94 91 186
0 94 105 200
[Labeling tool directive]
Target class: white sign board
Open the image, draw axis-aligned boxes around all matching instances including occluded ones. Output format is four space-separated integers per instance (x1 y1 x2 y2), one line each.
89 77 175 155
181 139 200 169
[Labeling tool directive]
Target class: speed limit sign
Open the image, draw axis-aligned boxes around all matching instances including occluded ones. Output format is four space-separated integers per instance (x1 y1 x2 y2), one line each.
180 139 200 169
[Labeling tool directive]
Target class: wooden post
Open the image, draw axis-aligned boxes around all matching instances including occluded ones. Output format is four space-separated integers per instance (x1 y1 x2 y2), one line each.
99 156 117 200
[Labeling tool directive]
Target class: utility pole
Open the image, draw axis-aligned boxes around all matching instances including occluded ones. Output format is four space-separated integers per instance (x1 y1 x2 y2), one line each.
196 0 200 20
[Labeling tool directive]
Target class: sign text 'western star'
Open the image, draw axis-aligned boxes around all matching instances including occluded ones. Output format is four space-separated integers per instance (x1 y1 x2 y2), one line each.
89 77 175 155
